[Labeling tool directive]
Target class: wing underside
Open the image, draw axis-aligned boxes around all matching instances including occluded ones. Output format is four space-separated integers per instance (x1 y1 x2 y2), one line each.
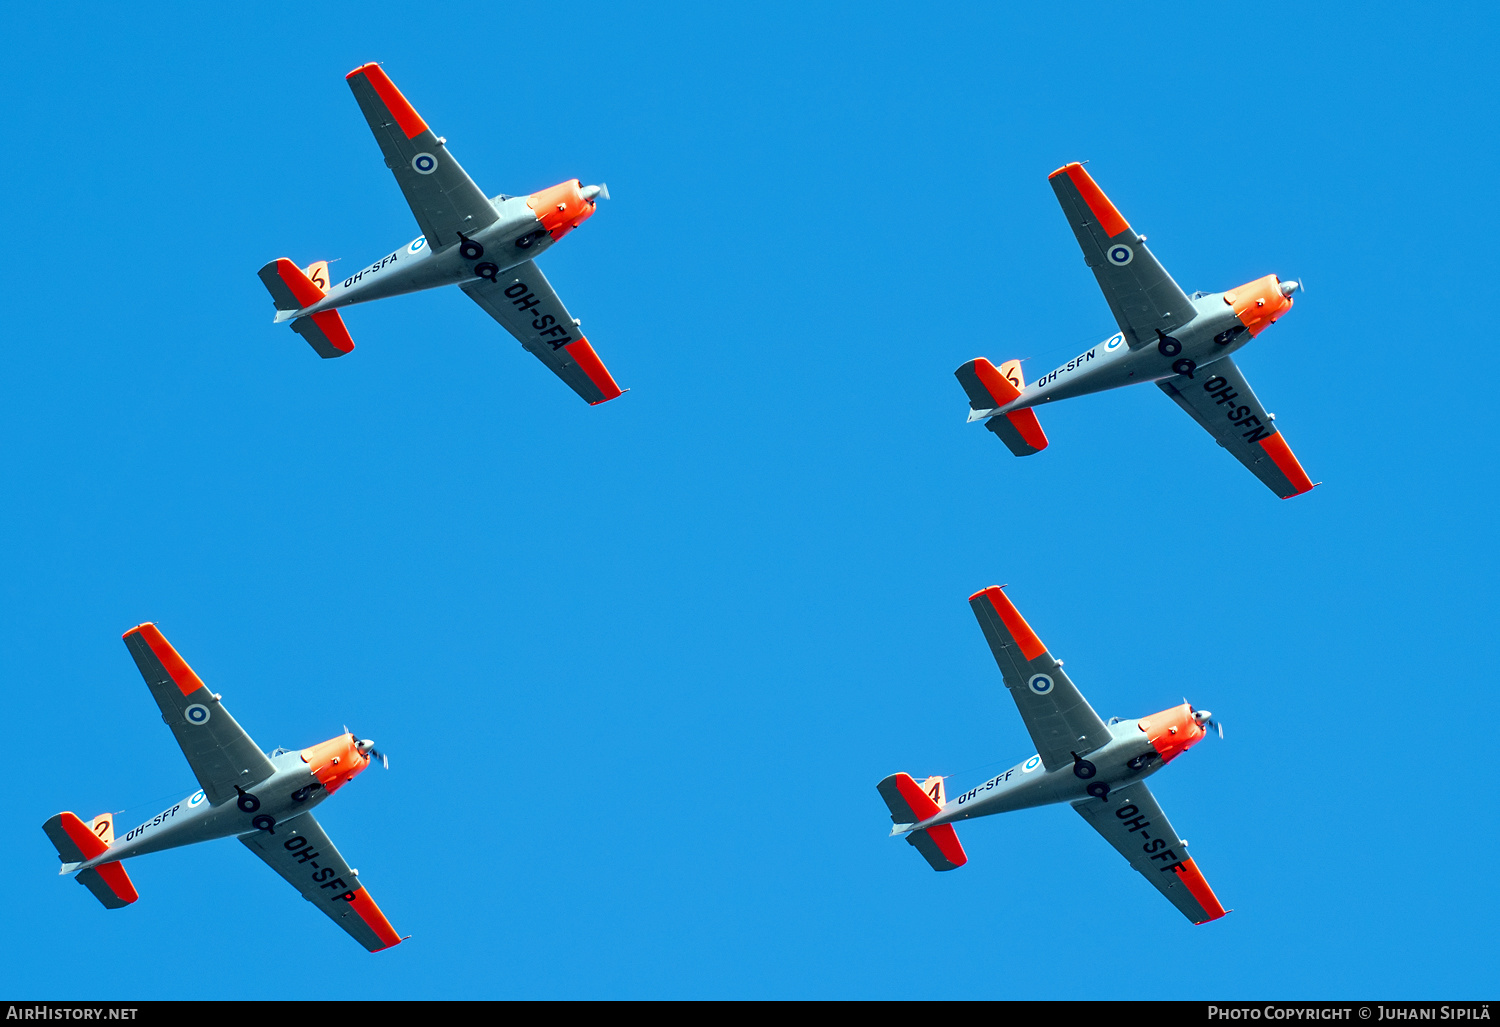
1072 781 1227 924
345 62 498 251
462 260 624 405
122 625 275 806
240 812 403 952
1048 162 1194 348
1158 356 1315 498
967 587 1112 771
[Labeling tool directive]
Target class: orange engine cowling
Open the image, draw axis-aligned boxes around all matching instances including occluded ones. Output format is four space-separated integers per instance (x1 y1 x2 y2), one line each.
1224 274 1294 336
527 179 598 242
1137 703 1209 763
300 733 372 795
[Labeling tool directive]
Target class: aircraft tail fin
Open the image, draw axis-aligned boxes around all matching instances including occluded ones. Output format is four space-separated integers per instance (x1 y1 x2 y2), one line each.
876 773 967 872
955 358 1049 457
257 259 355 359
42 812 139 909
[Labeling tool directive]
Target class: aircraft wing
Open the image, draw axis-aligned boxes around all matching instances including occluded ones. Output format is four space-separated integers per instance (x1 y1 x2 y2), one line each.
241 812 404 953
122 624 276 807
1072 781 1227 924
1158 357 1316 499
1049 163 1195 348
968 587 1112 772
345 63 499 251
462 261 624 405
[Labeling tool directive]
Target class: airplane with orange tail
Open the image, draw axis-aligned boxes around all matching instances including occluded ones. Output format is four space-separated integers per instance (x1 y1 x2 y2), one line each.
42 624 405 952
878 586 1228 925
957 162 1314 498
258 62 623 406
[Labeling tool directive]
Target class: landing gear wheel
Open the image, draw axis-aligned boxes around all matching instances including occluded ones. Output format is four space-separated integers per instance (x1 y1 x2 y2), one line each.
459 235 484 261
1127 755 1148 771
251 814 276 833
1073 759 1097 780
1157 335 1182 357
515 231 538 249
1172 358 1197 377
236 791 261 813
1086 781 1110 800
290 786 312 804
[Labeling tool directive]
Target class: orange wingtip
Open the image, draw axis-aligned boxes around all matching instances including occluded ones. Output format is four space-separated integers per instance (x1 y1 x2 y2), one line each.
972 586 1047 661
347 62 428 140
1258 433 1315 496
1174 858 1228 924
123 623 205 697
347 888 404 951
563 338 624 404
1051 162 1130 239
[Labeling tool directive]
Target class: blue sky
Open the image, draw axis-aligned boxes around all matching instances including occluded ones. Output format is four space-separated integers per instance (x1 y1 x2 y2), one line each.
2 1 1496 1000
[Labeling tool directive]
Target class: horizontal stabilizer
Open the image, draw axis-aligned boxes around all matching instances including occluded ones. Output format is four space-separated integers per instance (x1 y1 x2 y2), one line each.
292 311 355 359
955 358 1048 456
43 812 107 865
876 773 967 872
76 864 138 909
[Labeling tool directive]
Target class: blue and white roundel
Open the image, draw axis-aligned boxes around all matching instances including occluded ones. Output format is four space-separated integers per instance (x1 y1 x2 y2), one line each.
1028 673 1054 695
1106 243 1134 266
184 703 210 725
1023 755 1042 773
188 790 206 807
1105 332 1124 351
408 236 426 253
411 152 438 175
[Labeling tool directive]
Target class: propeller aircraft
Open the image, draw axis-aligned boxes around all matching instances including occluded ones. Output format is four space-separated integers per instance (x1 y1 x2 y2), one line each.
258 62 623 406
957 162 1315 498
878 586 1228 925
42 624 404 952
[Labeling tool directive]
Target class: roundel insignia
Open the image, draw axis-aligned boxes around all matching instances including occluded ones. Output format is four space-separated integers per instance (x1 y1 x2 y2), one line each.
184 703 211 725
1028 673 1054 695
1105 332 1124 351
408 236 426 253
411 152 438 175
1023 755 1042 773
188 790 206 807
1106 243 1134 266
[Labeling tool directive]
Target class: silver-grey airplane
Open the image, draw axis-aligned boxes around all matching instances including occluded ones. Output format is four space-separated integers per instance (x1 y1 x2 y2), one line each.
878 586 1228 925
42 624 404 952
957 162 1314 498
258 62 622 405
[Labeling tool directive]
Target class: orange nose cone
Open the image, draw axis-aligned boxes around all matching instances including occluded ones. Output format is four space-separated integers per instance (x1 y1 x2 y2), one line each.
527 179 597 242
1138 704 1206 763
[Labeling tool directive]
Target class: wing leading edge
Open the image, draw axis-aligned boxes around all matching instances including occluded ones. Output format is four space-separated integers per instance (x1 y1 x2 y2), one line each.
967 587 1112 771
462 260 624 405
122 625 276 807
345 62 498 251
1158 356 1315 499
1048 163 1195 348
241 812 404 952
1072 781 1227 925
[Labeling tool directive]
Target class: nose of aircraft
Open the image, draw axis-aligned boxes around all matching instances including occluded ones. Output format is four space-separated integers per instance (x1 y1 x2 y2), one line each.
1279 279 1301 297
356 738 375 755
579 183 610 203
